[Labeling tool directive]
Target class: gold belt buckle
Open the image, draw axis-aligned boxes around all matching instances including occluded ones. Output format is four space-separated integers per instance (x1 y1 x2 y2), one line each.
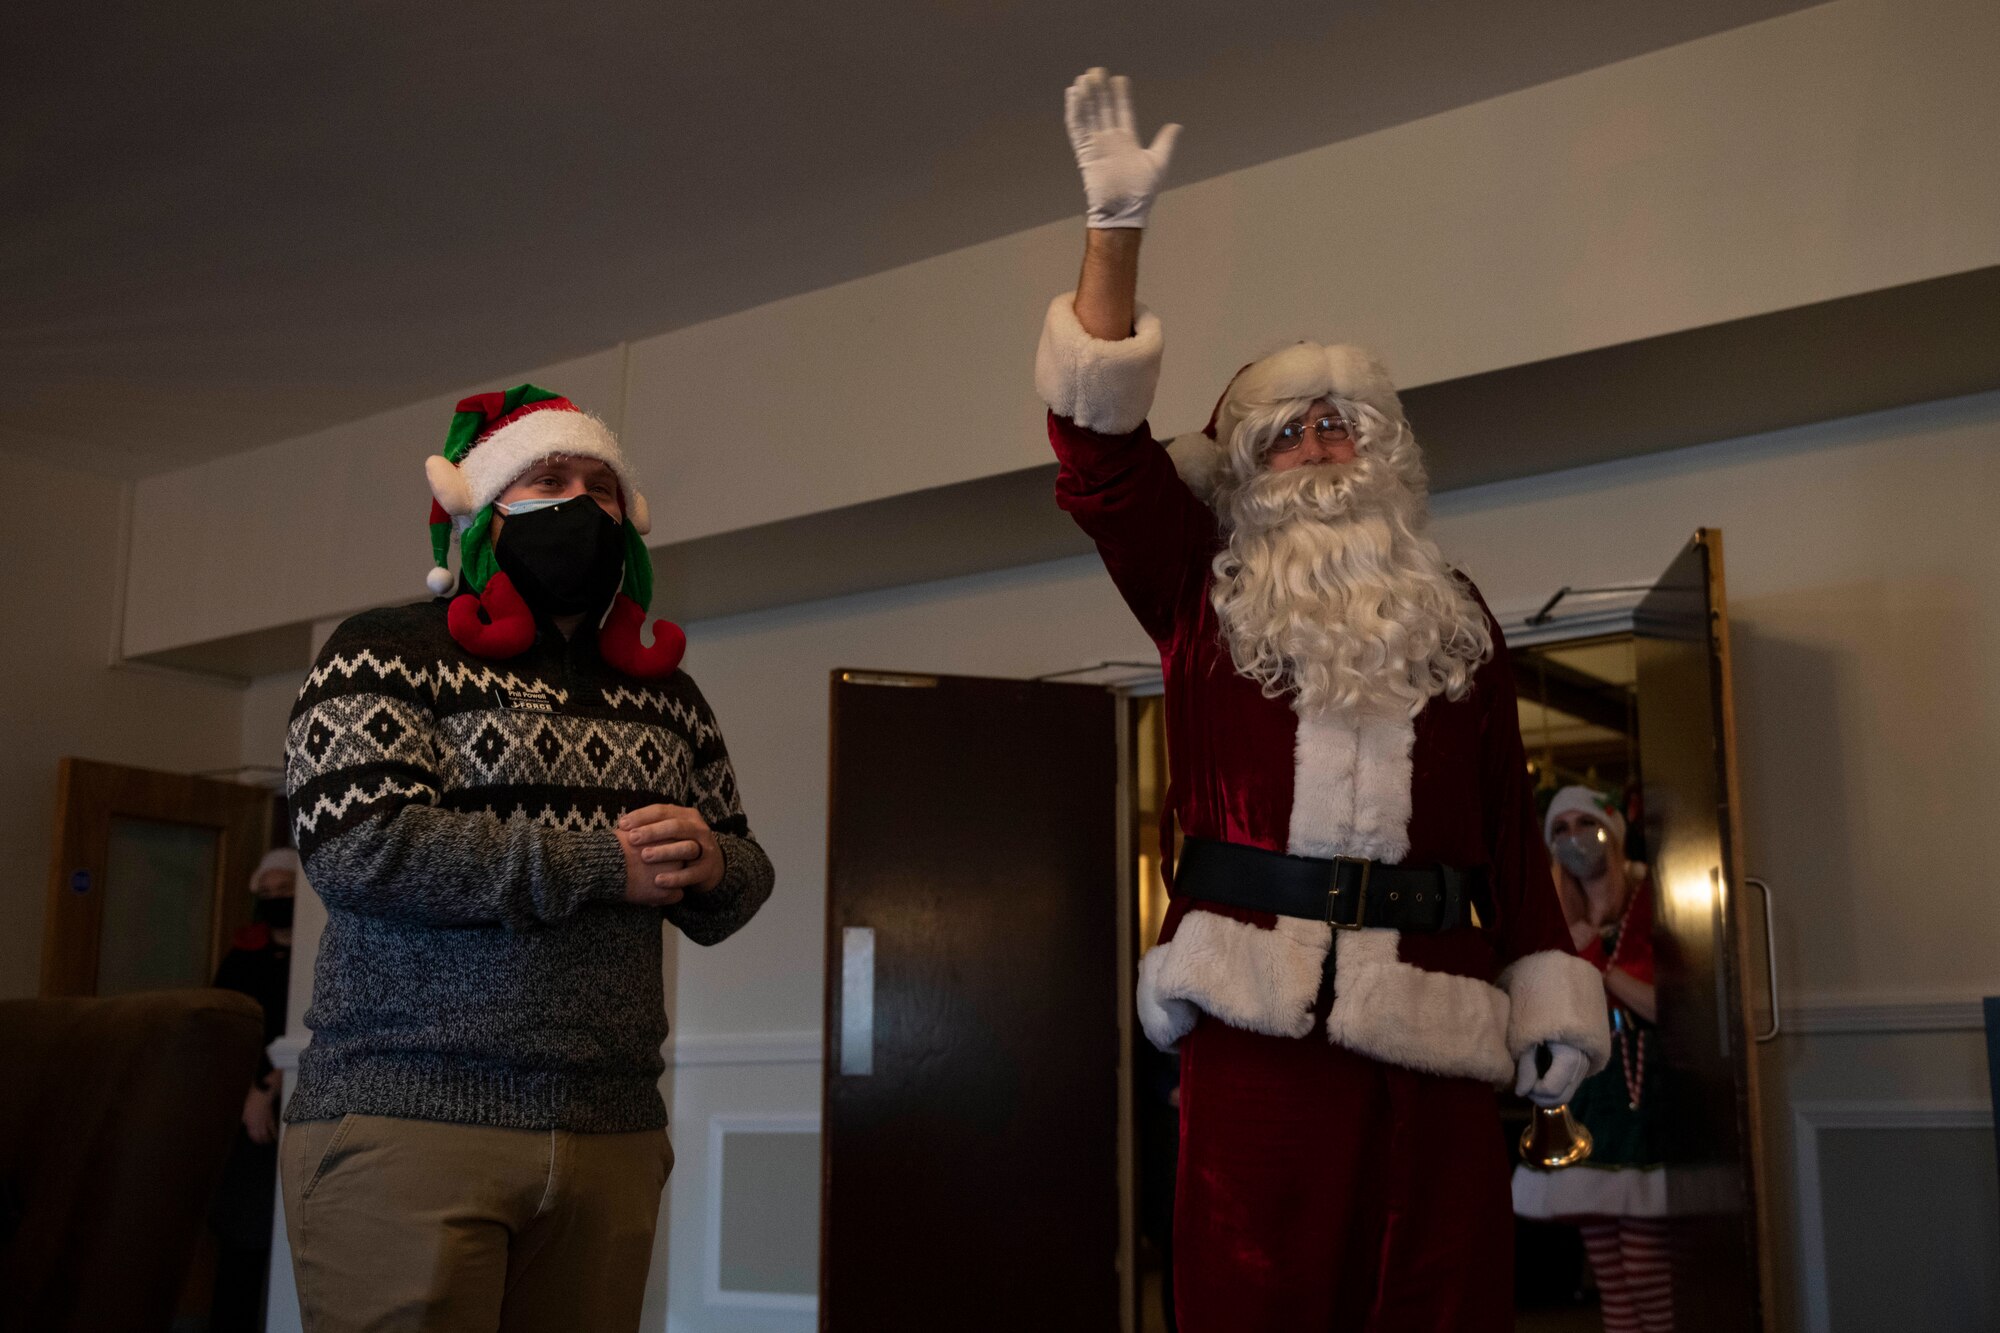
1327 856 1372 930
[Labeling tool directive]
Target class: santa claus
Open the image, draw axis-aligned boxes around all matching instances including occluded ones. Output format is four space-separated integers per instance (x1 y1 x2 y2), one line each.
1035 69 1611 1330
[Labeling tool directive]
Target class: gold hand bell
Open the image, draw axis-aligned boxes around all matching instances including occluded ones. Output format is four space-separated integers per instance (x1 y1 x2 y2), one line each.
1520 1102 1594 1169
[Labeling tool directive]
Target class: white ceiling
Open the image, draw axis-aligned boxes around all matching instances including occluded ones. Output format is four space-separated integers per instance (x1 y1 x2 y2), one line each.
3 1 1820 475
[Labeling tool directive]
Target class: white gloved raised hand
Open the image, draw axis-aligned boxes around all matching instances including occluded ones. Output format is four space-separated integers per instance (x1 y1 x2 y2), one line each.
1064 67 1181 229
1515 1042 1590 1108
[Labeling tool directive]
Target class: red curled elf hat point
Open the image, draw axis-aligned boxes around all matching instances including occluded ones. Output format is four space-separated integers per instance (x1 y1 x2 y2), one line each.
422 384 685 678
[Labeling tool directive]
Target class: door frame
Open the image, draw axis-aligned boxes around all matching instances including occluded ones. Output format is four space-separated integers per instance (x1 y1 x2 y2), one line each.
1680 527 1779 1319
41 757 275 997
1517 530 1775 1324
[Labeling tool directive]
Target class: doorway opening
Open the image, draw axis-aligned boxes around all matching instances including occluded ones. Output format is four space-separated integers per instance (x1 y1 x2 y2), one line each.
1511 631 1645 1331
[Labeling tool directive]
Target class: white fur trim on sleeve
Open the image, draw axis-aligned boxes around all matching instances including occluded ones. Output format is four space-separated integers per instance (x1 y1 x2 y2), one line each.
1135 911 1329 1052
1499 949 1613 1074
1326 930 1516 1084
1034 292 1164 436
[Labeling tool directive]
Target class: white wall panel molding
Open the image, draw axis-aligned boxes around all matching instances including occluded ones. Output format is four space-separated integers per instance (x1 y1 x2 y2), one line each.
1791 1099 1993 1333
289 1002 1990 1076
665 1030 821 1068
703 1113 820 1315
1781 994 1989 1036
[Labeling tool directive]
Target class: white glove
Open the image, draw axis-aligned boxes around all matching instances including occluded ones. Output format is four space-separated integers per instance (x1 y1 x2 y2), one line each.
1515 1042 1589 1108
1064 67 1181 229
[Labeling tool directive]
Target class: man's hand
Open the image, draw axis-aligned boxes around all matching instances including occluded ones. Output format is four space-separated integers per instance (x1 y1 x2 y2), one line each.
242 1077 279 1145
617 804 724 906
1065 67 1180 230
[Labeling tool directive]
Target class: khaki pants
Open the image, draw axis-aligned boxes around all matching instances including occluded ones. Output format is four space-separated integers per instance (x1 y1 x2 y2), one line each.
280 1114 672 1333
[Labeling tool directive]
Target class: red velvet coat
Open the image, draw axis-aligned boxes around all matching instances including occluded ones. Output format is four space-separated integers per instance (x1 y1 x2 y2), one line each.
1047 400 1608 1084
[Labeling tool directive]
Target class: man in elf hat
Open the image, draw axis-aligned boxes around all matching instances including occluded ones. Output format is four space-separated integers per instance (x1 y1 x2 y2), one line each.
1035 70 1610 1329
279 387 773 1333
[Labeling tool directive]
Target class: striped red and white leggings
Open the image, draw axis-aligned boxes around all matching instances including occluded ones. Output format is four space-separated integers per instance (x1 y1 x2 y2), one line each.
1581 1218 1673 1333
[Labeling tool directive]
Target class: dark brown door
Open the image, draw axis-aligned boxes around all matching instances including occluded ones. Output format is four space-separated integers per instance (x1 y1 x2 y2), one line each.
821 670 1121 1332
1633 530 1775 1328
41 758 274 997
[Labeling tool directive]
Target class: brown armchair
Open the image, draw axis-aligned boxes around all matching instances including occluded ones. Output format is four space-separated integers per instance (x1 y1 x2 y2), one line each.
0 988 264 1333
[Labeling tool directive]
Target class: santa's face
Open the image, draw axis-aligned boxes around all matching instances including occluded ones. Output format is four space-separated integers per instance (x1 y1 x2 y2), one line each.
1260 398 1358 473
1209 395 1491 715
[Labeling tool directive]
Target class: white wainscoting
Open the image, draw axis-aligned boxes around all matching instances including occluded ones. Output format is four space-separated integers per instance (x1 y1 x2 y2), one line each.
703 1112 821 1316
1791 1098 1994 1333
665 1030 821 1067
1780 994 1987 1035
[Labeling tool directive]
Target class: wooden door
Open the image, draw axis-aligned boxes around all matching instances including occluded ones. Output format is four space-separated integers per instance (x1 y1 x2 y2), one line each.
1633 530 1774 1328
821 670 1121 1332
41 758 274 997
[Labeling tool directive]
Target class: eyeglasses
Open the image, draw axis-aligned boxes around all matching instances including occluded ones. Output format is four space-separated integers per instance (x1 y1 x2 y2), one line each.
1266 414 1355 453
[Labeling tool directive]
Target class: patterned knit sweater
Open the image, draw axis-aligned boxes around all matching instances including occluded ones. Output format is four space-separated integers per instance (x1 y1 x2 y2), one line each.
282 599 773 1132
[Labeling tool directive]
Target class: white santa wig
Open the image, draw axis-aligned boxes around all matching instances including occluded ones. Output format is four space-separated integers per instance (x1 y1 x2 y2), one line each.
1182 341 1493 716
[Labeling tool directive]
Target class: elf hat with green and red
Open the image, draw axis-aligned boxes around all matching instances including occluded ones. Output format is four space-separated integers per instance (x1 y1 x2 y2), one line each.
423 384 683 677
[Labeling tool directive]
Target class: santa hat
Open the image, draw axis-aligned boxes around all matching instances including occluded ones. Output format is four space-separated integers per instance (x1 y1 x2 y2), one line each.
424 384 683 677
249 846 300 893
1543 785 1627 851
1165 342 1408 504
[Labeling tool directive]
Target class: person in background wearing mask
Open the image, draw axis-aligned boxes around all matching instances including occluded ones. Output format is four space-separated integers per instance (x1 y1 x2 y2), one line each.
1513 786 1670 1333
280 386 774 1333
207 845 300 1333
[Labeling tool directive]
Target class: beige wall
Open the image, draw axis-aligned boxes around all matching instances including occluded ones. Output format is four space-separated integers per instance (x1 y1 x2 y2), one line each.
237 390 1999 1333
646 393 1997 1330
1435 397 2000 1001
676 392 2000 1042
192 1 2000 1320
0 453 246 998
121 0 2000 660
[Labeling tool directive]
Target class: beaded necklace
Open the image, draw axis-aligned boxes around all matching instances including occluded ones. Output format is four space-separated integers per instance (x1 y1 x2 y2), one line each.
1602 880 1646 1111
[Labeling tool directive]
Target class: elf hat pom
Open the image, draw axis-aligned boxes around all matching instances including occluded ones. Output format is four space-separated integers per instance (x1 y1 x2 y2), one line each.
424 384 683 677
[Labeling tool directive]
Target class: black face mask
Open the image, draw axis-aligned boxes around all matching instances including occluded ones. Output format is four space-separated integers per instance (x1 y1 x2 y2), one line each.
494 496 627 618
252 896 295 929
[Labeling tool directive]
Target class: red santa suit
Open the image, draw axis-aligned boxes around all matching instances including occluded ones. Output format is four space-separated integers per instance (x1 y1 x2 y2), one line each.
1035 293 1611 1331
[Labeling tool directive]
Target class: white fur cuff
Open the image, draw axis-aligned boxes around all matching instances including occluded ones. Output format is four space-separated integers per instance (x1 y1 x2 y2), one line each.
1135 911 1328 1052
1326 929 1516 1085
1499 950 1613 1074
1034 292 1164 436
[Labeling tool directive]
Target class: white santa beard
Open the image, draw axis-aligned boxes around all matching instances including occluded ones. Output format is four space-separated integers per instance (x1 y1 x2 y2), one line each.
1210 462 1490 716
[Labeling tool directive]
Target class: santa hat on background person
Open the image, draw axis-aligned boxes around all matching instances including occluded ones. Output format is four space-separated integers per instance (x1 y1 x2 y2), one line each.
1542 784 1627 852
249 846 300 894
1164 341 1409 504
423 384 684 677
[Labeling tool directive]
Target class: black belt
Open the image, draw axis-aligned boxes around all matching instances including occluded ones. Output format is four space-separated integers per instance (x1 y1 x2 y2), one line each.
1174 836 1479 933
